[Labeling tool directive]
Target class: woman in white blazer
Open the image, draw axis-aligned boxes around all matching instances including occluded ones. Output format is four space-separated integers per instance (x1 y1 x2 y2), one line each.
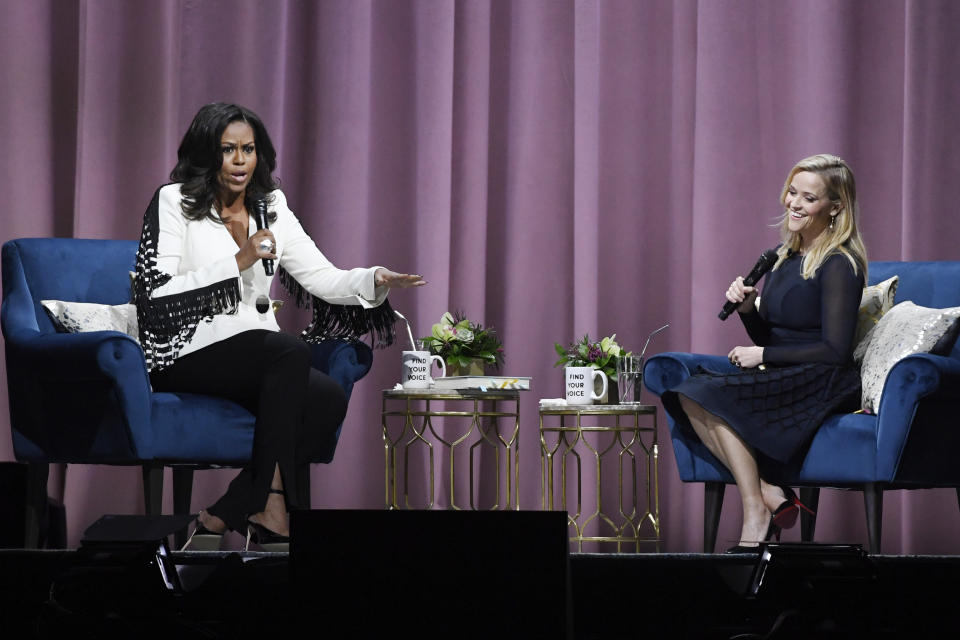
134 103 425 550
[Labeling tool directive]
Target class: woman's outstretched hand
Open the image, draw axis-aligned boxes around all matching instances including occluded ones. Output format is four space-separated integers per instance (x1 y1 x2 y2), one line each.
374 268 427 289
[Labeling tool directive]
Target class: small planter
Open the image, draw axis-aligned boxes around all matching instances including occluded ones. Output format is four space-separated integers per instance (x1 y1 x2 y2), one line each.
600 378 619 404
446 357 487 377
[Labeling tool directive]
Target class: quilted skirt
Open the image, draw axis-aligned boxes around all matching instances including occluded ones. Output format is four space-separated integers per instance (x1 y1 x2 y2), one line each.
661 362 862 464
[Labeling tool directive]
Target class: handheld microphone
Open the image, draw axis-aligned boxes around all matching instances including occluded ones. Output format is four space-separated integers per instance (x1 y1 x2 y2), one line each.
252 198 274 275
718 248 779 320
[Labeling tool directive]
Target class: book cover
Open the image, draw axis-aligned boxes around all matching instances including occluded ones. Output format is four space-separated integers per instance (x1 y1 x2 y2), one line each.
432 376 531 391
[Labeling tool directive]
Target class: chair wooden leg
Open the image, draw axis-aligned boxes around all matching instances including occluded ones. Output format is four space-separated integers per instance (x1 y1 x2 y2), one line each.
863 483 883 553
142 464 164 516
703 482 724 553
24 463 49 549
172 468 194 550
799 487 820 542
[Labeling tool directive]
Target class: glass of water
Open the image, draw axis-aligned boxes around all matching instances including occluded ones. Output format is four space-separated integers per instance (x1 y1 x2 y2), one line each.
616 355 643 404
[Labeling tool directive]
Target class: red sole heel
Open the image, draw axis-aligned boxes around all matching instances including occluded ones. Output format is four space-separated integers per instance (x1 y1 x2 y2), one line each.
774 487 816 531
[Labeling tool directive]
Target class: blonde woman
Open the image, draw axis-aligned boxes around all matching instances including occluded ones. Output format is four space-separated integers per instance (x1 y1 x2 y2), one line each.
662 154 868 553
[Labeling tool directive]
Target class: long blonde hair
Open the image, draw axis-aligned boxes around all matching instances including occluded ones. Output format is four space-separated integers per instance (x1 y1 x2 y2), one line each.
773 153 868 281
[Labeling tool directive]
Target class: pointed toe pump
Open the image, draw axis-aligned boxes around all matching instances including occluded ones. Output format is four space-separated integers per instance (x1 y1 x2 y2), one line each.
771 486 816 532
245 520 290 552
725 545 761 554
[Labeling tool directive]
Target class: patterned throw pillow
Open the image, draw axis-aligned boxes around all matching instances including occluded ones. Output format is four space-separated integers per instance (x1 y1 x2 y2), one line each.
858 301 960 413
854 276 898 355
41 300 140 342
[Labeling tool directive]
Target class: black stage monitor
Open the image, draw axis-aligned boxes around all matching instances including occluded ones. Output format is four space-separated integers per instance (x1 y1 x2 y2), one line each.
290 509 571 639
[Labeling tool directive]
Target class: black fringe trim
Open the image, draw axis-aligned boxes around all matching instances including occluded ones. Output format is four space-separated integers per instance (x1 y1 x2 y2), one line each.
139 277 241 340
278 266 396 348
134 185 243 371
278 266 312 309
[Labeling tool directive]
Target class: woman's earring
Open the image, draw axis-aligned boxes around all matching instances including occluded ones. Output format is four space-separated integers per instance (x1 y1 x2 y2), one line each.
830 215 836 230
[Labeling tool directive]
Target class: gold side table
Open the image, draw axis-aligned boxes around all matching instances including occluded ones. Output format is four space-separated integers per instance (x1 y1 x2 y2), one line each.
539 402 659 552
382 388 520 510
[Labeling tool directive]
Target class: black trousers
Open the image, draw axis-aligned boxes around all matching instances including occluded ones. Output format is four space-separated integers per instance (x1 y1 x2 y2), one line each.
150 330 348 532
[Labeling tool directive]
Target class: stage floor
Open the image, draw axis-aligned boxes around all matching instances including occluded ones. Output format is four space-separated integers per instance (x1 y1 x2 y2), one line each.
1 547 957 639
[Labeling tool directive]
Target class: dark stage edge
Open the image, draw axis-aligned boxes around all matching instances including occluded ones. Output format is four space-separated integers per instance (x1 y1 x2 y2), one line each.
1 549 958 639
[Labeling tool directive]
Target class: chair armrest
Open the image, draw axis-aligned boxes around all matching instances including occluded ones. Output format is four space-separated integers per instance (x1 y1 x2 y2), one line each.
7 329 147 378
309 339 374 401
643 352 736 396
5 329 153 461
875 353 960 479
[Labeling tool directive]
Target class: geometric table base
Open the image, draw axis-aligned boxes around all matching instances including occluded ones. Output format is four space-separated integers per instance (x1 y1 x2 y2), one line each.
540 403 659 552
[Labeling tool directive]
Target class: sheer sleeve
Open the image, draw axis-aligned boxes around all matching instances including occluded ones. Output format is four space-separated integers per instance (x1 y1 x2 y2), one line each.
739 296 772 346
762 254 863 366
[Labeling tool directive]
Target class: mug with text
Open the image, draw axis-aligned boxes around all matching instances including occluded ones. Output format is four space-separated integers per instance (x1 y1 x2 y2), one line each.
402 351 447 388
565 366 607 405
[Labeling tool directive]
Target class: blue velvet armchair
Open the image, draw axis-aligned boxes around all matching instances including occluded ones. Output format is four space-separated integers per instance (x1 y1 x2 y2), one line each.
2 238 374 548
643 261 960 553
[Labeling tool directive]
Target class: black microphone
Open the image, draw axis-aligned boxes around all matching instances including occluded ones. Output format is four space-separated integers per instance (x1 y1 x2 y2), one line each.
252 198 274 275
718 248 779 320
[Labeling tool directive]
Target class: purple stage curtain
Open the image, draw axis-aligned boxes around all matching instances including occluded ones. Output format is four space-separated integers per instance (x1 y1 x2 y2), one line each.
1 0 959 552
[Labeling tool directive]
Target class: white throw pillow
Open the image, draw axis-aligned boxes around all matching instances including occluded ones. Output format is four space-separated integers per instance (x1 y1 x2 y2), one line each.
41 300 140 342
858 301 960 413
853 275 899 357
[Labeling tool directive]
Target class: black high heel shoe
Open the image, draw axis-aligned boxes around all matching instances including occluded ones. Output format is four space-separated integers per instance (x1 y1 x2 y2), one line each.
771 486 816 531
245 520 290 552
765 519 782 542
729 511 778 552
181 512 225 551
245 488 290 552
725 544 761 554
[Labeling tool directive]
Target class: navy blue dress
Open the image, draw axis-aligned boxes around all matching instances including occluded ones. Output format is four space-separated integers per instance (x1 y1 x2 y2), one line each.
662 251 864 465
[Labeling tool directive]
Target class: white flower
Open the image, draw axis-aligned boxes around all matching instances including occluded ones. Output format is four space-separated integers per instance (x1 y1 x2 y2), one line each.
432 322 457 341
453 328 474 343
600 334 621 356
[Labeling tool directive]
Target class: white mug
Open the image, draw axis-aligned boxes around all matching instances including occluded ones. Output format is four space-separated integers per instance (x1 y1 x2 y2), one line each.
402 350 447 388
565 366 607 405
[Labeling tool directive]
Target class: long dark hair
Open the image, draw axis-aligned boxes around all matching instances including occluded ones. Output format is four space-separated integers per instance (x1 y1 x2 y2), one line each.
170 102 279 222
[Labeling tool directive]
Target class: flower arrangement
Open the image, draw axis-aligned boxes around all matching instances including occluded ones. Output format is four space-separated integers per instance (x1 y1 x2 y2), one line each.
421 311 504 371
553 333 630 379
